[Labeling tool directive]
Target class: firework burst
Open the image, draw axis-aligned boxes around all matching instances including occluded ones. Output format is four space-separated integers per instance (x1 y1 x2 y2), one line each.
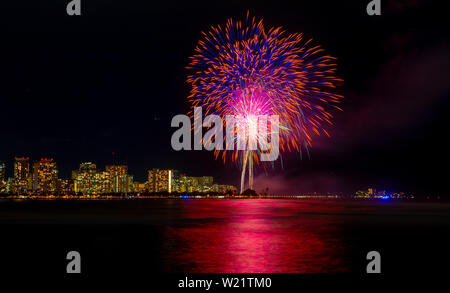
187 12 342 193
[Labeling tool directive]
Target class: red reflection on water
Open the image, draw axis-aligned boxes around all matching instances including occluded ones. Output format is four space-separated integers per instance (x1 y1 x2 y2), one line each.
162 200 351 273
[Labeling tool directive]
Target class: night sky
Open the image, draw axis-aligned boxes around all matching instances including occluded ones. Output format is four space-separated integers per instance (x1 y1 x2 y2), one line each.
0 0 448 195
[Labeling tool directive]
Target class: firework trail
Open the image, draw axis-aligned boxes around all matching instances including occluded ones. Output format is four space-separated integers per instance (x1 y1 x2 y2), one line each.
187 12 342 193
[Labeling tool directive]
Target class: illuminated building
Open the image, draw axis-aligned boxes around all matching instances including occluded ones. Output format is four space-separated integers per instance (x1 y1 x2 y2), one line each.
72 163 114 195
14 157 31 194
185 176 199 192
0 161 5 181
32 158 58 194
172 174 236 194
73 162 97 195
218 185 237 194
198 176 213 186
0 155 237 196
106 165 128 193
175 176 217 193
171 175 231 193
6 177 15 194
148 169 157 192
71 170 78 180
112 174 133 193
79 162 97 173
94 171 112 194
106 165 127 178
0 162 6 193
133 182 147 193
57 179 74 195
210 184 219 193
148 169 177 193
14 157 30 182
177 175 188 193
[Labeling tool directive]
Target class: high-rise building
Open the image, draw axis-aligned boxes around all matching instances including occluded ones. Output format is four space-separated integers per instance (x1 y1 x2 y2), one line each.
6 177 15 194
133 182 147 194
148 169 177 193
73 162 97 195
112 174 133 193
171 175 234 194
198 176 213 186
186 176 199 192
79 162 97 173
176 175 188 193
0 162 6 193
148 169 157 192
14 157 31 194
14 157 30 182
94 171 112 194
32 158 58 194
0 161 5 181
106 165 128 193
105 165 127 178
57 178 74 195
72 163 114 195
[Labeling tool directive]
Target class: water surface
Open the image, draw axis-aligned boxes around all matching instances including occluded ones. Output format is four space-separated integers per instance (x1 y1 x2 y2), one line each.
1 199 449 275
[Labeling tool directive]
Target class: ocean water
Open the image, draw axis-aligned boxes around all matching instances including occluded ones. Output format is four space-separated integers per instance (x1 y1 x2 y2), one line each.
0 199 449 276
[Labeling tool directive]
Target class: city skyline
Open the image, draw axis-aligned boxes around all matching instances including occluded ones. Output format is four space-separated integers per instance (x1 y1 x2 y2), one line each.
0 156 236 196
0 155 422 198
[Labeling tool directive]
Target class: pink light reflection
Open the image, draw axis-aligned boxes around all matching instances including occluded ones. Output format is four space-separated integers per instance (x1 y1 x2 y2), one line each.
162 200 351 273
